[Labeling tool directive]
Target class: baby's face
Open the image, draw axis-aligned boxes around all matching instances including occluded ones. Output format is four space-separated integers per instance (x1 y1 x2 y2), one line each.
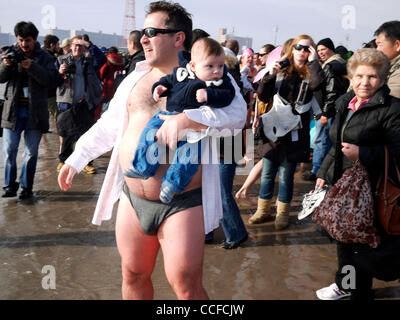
191 54 225 82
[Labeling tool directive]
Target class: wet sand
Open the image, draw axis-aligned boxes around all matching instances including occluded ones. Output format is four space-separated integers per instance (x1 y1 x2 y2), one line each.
1 124 399 300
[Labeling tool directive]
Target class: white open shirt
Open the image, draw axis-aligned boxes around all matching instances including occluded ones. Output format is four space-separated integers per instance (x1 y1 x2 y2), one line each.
65 60 247 234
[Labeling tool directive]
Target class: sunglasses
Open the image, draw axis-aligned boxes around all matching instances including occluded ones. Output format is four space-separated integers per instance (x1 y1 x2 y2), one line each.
258 52 268 57
141 27 181 38
294 44 310 52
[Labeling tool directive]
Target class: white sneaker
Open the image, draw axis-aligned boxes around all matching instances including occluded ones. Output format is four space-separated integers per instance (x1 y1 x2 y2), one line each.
316 283 351 300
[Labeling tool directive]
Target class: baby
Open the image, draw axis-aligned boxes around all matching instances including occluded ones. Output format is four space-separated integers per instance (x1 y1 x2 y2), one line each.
124 37 236 203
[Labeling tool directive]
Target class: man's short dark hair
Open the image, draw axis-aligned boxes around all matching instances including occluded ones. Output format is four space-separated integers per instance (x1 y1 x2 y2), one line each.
226 40 239 56
43 34 59 49
82 34 90 42
374 20 400 43
146 1 193 50
192 29 209 46
128 30 143 51
14 21 39 40
108 46 119 54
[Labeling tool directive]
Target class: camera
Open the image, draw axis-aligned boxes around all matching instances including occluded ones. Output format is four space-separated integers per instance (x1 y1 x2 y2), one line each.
278 58 290 69
62 56 76 75
3 46 25 65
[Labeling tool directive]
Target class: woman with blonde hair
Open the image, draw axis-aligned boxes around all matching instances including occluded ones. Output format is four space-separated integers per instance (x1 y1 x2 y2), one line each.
248 34 323 230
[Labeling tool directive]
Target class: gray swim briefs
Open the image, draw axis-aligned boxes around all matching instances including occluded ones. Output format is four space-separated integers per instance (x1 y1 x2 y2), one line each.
122 183 202 235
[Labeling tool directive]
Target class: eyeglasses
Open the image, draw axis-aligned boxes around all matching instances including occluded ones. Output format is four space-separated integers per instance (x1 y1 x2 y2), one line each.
258 52 268 57
294 44 310 52
141 27 181 38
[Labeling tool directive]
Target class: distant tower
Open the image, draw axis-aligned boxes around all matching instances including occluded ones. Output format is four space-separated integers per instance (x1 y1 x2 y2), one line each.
121 0 136 47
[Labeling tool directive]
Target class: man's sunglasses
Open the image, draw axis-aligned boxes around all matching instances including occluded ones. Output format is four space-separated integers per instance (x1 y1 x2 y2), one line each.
141 27 181 38
294 44 310 52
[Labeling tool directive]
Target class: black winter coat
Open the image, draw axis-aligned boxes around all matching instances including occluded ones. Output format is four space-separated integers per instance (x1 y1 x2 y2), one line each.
314 59 349 118
317 85 400 190
0 43 58 132
257 59 324 163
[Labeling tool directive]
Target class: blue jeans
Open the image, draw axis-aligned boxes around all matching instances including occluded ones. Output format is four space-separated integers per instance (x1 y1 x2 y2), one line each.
128 110 201 195
206 160 248 243
219 160 248 243
312 117 333 174
259 157 297 203
2 109 42 191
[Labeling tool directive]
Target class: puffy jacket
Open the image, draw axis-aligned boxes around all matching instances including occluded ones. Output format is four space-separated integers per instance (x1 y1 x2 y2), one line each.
317 85 400 189
0 42 58 132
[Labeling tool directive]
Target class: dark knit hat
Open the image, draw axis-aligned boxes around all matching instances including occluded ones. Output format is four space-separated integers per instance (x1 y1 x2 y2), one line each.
317 38 335 51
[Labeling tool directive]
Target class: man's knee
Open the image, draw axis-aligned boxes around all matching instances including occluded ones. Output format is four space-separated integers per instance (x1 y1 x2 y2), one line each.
121 263 151 286
167 267 203 299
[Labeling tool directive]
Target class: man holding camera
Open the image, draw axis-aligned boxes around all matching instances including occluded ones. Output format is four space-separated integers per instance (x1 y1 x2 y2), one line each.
0 21 57 199
55 35 102 174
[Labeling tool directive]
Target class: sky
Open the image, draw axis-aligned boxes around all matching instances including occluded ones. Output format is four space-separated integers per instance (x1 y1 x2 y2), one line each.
0 0 398 52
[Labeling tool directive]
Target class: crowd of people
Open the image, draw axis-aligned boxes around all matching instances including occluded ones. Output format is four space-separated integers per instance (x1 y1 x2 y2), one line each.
1 1 400 301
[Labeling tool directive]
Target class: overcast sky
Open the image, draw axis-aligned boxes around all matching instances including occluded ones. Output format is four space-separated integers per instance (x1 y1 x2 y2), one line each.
0 0 398 51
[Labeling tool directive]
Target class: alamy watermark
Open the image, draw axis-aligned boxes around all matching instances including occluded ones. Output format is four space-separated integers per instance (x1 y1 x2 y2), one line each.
341 264 356 290
41 265 56 290
341 5 356 30
41 4 56 30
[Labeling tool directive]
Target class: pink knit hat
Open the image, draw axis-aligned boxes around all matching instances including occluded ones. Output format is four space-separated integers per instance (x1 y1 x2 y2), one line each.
242 48 254 56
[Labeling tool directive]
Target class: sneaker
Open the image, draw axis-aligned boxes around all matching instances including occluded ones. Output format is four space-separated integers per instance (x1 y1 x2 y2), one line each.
302 171 317 181
221 234 249 250
2 183 19 198
82 164 96 174
316 283 351 300
57 162 64 172
19 189 33 200
2 189 18 198
298 185 327 220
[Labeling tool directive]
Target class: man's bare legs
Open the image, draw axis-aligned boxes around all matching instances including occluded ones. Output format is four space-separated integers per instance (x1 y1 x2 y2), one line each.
116 194 209 300
116 193 160 299
159 205 209 300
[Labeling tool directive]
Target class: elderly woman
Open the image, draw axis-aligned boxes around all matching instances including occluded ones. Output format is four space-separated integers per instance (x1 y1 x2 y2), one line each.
315 48 400 300
249 34 323 230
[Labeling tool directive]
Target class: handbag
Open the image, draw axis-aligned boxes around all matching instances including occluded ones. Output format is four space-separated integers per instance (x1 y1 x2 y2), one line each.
376 146 400 235
312 160 380 248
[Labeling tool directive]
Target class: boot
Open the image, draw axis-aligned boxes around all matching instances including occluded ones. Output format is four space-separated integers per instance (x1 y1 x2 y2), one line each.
248 198 272 224
275 201 290 230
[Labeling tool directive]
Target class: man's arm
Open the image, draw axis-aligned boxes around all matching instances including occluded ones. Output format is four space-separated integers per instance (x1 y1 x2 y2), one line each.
156 74 247 149
0 59 14 83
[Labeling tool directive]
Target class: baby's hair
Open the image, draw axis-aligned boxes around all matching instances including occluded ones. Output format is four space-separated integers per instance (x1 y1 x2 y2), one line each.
191 37 224 59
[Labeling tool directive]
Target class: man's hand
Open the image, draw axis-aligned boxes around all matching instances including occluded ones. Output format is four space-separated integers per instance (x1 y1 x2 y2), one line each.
59 63 68 75
156 112 208 150
2 56 13 67
58 164 78 191
20 58 32 70
320 115 328 126
196 88 207 103
153 85 168 102
341 142 359 161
